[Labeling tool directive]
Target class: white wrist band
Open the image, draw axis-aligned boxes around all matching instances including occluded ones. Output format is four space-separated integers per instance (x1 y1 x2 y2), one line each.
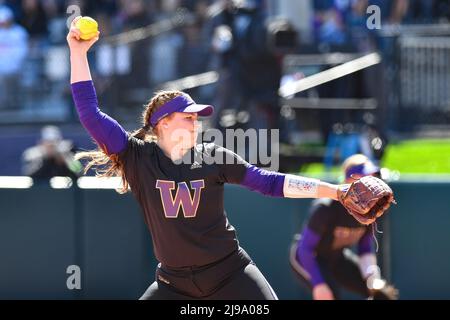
283 174 320 198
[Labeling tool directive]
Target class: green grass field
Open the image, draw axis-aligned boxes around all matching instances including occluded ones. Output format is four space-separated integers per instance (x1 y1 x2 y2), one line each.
382 139 450 174
300 139 450 175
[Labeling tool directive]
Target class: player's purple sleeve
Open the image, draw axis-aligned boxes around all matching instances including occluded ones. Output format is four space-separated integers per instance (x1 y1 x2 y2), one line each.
71 80 128 155
241 165 285 197
297 227 325 287
358 230 374 255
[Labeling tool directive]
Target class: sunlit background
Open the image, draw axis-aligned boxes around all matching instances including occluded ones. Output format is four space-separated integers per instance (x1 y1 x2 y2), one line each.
0 0 449 300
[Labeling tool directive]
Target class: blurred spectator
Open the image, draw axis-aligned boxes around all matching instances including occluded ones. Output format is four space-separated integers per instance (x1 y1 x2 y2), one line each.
114 0 153 106
312 0 411 52
116 0 153 30
386 0 409 25
179 0 211 77
149 0 183 85
41 0 63 18
0 0 21 18
19 0 49 40
365 0 408 25
179 20 209 77
22 126 82 180
312 0 350 51
407 0 434 23
84 0 118 17
407 0 450 23
0 4 28 110
346 0 374 53
435 0 450 22
206 0 237 125
210 0 282 130
191 0 211 24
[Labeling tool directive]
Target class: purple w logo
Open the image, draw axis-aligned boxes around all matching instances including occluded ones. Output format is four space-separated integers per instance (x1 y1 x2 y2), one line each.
156 180 205 218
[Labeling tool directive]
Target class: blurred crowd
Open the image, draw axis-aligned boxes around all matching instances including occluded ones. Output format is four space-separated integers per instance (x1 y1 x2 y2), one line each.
0 0 449 177
0 0 450 109
0 0 448 110
312 0 450 52
0 0 216 113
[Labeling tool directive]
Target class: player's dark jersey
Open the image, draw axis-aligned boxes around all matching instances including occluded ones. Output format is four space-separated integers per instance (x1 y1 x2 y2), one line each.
306 198 371 256
118 136 249 268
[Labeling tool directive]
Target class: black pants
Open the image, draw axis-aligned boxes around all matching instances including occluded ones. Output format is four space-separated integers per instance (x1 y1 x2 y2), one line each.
140 247 278 300
289 236 372 299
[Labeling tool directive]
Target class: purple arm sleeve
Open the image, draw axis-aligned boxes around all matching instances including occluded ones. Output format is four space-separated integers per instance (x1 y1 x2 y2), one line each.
240 165 285 197
358 231 374 255
297 227 325 287
71 80 128 155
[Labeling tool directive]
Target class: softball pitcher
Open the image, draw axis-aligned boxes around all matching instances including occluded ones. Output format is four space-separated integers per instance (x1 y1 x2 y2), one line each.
67 17 392 300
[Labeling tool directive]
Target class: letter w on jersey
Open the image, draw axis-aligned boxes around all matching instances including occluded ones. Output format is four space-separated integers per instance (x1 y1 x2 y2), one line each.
156 180 205 218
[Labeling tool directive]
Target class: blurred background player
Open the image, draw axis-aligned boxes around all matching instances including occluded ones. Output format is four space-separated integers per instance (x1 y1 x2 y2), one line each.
0 4 28 110
289 154 398 300
22 125 82 181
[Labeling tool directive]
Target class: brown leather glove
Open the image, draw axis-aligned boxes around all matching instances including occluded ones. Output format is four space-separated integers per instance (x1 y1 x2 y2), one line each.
338 176 396 225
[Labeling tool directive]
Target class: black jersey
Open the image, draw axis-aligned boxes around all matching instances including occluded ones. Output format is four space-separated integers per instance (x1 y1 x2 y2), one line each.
118 136 250 268
306 198 371 256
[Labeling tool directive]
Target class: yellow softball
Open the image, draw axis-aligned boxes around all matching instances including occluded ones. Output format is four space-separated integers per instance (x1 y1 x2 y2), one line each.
75 16 99 41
